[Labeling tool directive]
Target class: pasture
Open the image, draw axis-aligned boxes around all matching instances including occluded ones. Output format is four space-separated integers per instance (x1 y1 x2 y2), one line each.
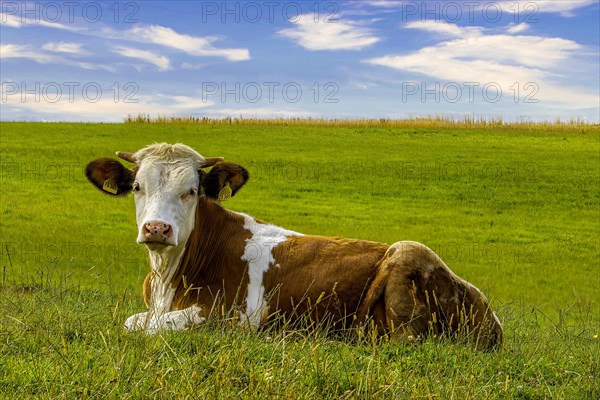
1 121 598 398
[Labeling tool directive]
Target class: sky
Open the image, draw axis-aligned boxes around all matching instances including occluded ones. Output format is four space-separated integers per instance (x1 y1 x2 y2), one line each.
1 0 599 122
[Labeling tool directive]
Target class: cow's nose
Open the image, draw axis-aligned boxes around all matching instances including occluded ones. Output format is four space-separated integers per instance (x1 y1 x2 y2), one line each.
142 221 173 243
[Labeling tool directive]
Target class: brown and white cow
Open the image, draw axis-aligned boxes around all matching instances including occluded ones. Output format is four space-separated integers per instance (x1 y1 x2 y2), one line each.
86 143 502 350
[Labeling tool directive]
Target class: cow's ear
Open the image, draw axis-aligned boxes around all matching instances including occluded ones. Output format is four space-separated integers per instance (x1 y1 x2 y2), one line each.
202 162 249 200
85 158 135 196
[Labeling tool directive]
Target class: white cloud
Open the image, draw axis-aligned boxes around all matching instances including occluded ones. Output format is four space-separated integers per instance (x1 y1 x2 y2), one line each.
365 21 598 109
361 0 596 16
1 43 115 71
181 62 210 70
1 78 320 121
113 46 171 71
1 44 57 63
507 23 529 34
495 1 596 16
404 20 483 38
0 12 24 27
278 14 380 51
360 0 403 8
348 79 379 90
127 25 250 61
0 12 79 30
399 21 581 69
2 12 250 63
42 42 84 54
200 107 317 119
0 90 215 122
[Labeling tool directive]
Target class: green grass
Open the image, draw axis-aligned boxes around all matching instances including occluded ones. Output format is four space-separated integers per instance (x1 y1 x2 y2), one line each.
1 121 599 398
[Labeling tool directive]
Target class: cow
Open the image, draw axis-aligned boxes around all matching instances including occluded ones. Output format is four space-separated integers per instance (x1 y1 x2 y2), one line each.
85 143 502 350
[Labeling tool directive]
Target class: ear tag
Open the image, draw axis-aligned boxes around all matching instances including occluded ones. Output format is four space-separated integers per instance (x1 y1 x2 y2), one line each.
218 182 232 201
102 179 118 195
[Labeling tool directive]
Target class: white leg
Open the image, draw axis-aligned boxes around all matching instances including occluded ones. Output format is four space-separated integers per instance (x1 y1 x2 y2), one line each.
146 305 205 334
124 311 151 332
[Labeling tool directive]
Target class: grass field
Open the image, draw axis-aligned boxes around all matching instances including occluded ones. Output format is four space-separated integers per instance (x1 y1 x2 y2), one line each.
1 121 599 398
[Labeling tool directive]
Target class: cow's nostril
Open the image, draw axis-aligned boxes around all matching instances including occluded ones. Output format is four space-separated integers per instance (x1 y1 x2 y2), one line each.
143 221 173 242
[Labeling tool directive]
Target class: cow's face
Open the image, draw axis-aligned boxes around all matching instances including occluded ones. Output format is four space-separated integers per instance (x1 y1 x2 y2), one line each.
86 143 248 252
132 157 201 249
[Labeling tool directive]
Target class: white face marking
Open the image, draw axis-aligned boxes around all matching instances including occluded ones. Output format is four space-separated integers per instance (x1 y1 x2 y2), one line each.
240 214 303 327
134 162 200 248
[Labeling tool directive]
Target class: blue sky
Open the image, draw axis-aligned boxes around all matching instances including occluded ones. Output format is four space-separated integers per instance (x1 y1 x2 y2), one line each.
1 0 599 122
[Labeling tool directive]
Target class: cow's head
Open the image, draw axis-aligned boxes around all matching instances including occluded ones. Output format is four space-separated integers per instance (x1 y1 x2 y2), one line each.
85 143 248 251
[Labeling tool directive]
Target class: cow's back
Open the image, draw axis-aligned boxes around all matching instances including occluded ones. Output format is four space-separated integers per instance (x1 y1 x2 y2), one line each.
264 235 388 327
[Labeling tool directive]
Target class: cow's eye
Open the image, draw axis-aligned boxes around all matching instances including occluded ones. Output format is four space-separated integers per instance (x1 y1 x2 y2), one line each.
133 182 141 193
181 188 196 199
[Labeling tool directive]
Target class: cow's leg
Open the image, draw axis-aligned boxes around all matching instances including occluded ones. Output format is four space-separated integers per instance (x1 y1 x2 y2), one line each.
124 305 206 333
358 241 502 350
146 305 206 334
124 311 151 332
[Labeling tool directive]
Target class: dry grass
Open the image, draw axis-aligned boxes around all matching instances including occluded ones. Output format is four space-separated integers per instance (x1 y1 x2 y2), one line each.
124 113 596 131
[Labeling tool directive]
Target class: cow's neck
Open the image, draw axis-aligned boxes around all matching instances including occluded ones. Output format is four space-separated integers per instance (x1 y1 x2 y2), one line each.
177 197 251 298
147 196 251 312
146 243 187 315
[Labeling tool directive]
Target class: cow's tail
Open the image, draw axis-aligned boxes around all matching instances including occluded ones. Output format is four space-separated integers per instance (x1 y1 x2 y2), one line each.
353 252 393 333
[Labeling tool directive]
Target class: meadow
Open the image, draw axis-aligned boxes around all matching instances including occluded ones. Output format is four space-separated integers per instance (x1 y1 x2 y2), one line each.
0 120 598 399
